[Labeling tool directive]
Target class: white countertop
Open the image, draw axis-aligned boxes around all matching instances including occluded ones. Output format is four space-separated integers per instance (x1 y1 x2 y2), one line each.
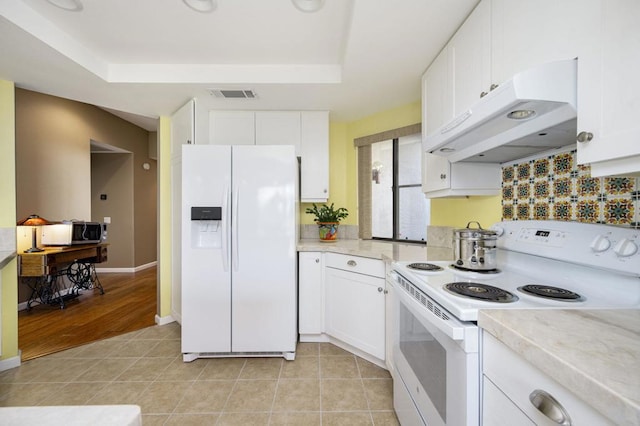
479 309 640 426
297 239 453 262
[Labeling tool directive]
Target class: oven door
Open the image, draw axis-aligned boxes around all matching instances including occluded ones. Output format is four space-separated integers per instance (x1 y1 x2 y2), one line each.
390 271 479 426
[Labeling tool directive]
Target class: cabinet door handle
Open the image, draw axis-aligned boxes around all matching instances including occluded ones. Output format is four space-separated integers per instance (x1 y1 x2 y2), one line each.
490 83 499 91
378 287 384 293
347 260 357 267
529 389 572 425
480 91 488 98
315 258 320 263
440 173 447 180
576 131 593 143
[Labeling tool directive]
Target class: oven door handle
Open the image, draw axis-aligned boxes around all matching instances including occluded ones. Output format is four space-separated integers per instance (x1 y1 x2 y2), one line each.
393 274 469 341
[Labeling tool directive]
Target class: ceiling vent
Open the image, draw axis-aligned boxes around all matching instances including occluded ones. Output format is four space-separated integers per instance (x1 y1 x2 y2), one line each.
209 89 258 99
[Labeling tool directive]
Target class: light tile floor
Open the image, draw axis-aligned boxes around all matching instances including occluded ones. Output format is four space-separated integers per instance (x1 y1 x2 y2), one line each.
0 323 399 425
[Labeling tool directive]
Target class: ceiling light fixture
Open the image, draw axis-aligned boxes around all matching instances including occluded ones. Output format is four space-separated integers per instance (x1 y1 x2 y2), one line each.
291 0 325 13
46 0 83 11
183 0 217 13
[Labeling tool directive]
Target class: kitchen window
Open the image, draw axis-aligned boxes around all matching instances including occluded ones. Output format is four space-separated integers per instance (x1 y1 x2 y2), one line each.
355 124 430 243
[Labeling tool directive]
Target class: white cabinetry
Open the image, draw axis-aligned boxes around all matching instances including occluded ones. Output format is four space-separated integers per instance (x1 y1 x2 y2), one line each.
449 0 492 118
490 0 596 86
421 1 500 198
576 0 640 176
324 253 385 360
209 111 255 145
423 47 452 138
482 332 612 425
298 252 324 336
255 111 301 154
300 111 329 201
209 110 330 201
422 153 500 198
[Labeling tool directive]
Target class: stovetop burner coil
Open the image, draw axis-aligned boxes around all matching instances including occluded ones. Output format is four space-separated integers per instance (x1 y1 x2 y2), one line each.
407 262 444 272
444 282 518 303
450 264 501 274
518 285 584 302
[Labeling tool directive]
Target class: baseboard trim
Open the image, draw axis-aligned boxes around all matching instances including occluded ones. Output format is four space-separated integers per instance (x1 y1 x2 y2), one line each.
0 352 21 372
95 261 157 274
155 314 176 326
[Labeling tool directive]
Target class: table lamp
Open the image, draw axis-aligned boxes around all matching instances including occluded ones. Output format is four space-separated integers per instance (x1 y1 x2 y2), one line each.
17 214 51 253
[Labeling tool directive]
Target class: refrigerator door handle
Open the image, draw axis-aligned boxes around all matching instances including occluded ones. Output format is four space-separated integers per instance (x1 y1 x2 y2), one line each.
221 185 230 272
232 186 239 271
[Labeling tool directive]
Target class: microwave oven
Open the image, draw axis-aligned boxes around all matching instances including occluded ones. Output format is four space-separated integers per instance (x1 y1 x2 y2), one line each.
41 222 105 245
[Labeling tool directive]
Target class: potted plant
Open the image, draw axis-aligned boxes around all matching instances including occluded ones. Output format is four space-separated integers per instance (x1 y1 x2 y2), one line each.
305 203 349 242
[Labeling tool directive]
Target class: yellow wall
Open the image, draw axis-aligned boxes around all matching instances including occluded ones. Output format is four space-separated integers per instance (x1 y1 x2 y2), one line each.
430 196 501 228
0 80 18 361
158 117 172 318
300 100 502 228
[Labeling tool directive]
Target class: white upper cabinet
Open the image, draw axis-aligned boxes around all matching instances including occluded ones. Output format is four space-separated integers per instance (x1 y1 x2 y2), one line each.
208 109 330 200
255 111 301 155
449 0 492 118
423 47 452 138
422 153 500 198
576 0 640 176
209 111 255 145
171 99 195 158
300 111 330 202
490 0 597 86
423 0 639 176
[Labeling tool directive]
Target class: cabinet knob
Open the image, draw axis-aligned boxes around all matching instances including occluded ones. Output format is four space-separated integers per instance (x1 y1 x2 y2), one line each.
576 131 593 143
347 260 357 267
378 287 384 293
440 173 447 180
529 389 572 426
315 258 320 263
187 139 192 144
480 91 488 98
323 189 327 193
490 83 499 91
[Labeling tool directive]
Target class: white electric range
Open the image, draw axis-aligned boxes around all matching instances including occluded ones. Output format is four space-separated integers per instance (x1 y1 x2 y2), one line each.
388 220 640 426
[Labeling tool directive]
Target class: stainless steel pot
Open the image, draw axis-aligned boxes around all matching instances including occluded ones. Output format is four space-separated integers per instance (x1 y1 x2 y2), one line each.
453 221 498 271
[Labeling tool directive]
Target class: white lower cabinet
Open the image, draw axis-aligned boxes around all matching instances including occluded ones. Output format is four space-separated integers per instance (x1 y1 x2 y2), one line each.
482 331 613 425
298 251 386 361
483 378 534 425
298 252 323 336
324 254 385 360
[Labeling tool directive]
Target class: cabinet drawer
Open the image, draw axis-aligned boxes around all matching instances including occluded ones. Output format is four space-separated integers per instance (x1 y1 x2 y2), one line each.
325 253 384 278
483 332 612 425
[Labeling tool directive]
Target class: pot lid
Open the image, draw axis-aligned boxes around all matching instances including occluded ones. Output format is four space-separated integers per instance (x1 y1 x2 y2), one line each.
454 221 497 237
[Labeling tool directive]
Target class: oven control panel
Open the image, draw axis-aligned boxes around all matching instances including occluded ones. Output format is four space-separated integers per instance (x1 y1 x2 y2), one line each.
494 220 640 276
514 228 567 247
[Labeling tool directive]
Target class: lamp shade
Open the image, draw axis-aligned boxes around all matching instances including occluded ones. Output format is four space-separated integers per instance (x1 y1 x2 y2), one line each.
17 214 51 226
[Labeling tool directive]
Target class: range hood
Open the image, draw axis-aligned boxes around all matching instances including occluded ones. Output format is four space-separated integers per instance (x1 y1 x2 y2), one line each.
424 59 578 163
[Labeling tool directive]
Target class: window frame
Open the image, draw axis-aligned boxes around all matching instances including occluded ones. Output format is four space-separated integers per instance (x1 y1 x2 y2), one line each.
371 137 426 245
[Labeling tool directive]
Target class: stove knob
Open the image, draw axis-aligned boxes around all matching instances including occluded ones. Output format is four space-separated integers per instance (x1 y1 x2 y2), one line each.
589 235 611 252
613 238 638 257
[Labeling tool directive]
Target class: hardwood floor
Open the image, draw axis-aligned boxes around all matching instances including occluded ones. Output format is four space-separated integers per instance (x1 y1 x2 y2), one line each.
18 266 157 361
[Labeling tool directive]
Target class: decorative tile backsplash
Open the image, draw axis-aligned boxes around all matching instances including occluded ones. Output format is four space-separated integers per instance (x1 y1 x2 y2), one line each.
501 150 639 228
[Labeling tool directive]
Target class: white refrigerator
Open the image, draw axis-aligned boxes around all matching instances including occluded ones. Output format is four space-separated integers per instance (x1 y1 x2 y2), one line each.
181 144 297 361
